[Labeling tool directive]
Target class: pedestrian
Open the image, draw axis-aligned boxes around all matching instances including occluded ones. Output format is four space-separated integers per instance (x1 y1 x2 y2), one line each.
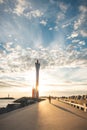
49 95 51 103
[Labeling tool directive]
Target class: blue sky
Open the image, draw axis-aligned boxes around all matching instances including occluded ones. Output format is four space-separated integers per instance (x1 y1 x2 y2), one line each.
0 0 87 97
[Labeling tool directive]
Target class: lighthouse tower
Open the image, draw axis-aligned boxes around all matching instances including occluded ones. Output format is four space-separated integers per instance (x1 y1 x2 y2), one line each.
35 60 40 98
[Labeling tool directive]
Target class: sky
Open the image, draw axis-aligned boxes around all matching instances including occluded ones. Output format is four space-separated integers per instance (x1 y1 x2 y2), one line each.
0 0 87 98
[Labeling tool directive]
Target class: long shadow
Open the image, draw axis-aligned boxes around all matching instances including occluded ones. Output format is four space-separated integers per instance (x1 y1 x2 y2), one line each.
51 103 87 120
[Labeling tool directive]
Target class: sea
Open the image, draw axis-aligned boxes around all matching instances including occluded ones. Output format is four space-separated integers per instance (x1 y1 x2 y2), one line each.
0 99 15 108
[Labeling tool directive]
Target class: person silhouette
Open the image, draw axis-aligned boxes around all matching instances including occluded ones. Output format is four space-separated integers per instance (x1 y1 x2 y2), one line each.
49 95 51 103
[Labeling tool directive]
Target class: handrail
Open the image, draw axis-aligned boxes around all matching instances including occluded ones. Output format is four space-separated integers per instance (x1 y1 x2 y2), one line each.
59 99 87 112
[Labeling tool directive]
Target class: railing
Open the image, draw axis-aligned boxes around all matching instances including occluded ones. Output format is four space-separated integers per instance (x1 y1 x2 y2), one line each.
59 99 87 112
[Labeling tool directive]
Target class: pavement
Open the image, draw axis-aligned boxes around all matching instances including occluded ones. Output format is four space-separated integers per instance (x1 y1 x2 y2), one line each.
0 99 87 130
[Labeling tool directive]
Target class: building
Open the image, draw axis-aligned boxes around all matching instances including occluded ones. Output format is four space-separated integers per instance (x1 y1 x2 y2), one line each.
32 60 40 98
32 88 36 98
35 60 40 98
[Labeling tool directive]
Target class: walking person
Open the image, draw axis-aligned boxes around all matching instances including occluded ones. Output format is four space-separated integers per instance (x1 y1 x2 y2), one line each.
49 95 51 103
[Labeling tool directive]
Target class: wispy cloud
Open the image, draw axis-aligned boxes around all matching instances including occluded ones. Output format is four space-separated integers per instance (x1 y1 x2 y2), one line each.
73 5 87 38
25 9 43 19
79 41 85 45
13 0 43 19
1 41 87 74
40 20 47 26
79 5 87 13
0 0 87 96
58 1 69 13
13 0 31 16
56 12 65 23
80 30 87 37
0 0 4 4
68 31 79 39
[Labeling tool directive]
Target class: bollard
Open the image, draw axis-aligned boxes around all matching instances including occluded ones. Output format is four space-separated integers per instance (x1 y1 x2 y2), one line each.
79 106 81 110
83 103 86 112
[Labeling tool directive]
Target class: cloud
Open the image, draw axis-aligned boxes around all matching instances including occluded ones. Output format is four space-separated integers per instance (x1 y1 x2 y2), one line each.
0 45 74 72
68 31 78 39
79 41 85 45
49 0 55 4
0 81 12 88
74 13 86 30
67 66 87 83
56 12 65 23
26 9 43 19
0 42 87 95
72 39 80 43
71 32 78 38
0 0 87 73
0 0 4 4
0 74 30 88
73 5 87 39
13 0 43 19
55 2 69 25
4 42 13 52
62 23 70 28
59 2 69 13
74 20 82 30
0 0 87 96
79 5 87 13
49 27 53 30
62 16 76 29
13 0 30 16
40 66 87 90
80 30 87 37
40 20 47 26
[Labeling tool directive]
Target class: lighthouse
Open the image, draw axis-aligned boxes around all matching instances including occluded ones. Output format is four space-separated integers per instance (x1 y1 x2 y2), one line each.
35 60 40 98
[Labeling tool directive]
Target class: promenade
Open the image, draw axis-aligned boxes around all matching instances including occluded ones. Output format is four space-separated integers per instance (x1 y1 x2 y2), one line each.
0 99 87 130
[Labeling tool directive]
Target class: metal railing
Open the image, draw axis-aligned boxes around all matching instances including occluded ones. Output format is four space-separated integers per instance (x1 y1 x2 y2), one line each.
59 99 87 112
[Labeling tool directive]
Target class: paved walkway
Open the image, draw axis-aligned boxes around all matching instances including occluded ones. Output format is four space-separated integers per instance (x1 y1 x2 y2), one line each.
0 99 87 130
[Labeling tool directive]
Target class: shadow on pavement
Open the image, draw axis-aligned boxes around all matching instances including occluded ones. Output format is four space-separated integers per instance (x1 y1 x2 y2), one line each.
51 103 87 120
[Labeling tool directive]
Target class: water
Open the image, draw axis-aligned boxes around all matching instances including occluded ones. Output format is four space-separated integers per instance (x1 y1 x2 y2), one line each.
0 99 15 108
